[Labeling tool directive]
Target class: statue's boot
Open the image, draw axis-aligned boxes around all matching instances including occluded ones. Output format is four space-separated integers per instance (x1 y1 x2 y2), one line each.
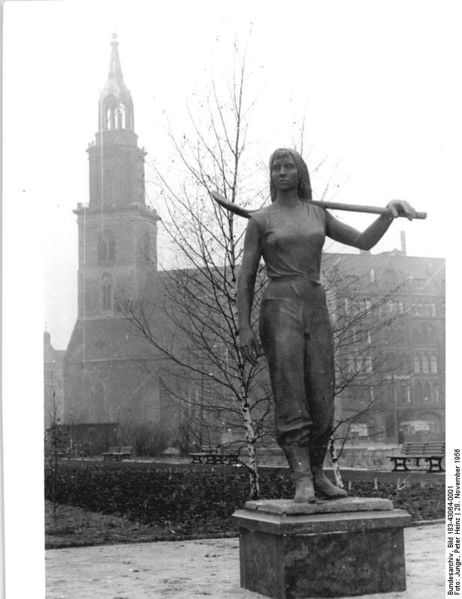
310 437 347 499
283 444 315 503
312 467 347 499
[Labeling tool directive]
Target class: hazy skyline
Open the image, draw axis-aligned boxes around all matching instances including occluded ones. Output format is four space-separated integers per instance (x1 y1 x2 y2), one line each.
4 0 461 349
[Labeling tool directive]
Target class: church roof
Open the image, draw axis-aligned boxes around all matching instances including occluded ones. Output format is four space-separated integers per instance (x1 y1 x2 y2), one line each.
99 34 132 105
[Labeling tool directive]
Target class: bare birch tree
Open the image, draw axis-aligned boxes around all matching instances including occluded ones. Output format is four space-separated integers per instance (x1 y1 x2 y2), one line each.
322 256 409 486
123 50 270 499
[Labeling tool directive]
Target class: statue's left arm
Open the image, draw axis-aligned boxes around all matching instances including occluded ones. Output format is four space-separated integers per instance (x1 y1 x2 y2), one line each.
325 199 416 251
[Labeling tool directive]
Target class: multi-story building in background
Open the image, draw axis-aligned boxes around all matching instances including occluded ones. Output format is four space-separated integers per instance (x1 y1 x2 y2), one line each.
324 247 445 444
53 38 445 452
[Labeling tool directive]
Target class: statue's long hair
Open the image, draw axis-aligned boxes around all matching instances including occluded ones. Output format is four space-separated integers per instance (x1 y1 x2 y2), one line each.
269 148 312 203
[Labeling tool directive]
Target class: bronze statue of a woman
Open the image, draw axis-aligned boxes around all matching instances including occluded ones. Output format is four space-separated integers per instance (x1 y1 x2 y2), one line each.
229 148 417 503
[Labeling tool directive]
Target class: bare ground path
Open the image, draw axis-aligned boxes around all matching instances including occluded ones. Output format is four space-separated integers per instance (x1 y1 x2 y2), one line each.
46 522 445 599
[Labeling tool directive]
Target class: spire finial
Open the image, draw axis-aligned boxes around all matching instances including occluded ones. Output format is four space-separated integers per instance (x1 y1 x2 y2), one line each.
99 34 134 132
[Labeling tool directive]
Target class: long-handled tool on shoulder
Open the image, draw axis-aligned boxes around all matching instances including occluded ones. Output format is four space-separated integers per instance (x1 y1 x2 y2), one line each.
209 190 427 220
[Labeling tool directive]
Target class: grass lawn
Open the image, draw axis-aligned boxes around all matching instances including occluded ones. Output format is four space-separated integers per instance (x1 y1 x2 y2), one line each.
45 501 209 549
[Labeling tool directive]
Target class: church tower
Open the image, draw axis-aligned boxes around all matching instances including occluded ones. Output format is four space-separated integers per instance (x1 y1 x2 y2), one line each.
63 37 161 427
77 34 159 318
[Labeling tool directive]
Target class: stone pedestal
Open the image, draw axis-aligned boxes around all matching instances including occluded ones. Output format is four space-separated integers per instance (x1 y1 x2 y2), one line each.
232 497 411 599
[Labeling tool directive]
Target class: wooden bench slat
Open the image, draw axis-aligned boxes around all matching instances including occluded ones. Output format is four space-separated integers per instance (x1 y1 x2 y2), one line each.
388 442 445 472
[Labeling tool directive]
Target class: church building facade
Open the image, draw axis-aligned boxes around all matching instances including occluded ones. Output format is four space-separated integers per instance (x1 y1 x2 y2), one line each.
63 37 163 429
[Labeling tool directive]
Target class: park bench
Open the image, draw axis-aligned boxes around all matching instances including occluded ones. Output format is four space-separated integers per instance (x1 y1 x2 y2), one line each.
190 448 240 466
388 442 445 473
103 446 133 461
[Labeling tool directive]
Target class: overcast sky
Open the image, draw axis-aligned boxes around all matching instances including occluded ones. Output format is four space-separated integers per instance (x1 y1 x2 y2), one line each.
3 0 462 350
3 2 461 594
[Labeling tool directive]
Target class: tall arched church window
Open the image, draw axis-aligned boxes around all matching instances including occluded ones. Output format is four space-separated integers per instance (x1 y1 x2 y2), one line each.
101 274 112 310
414 355 421 374
430 355 438 373
98 231 116 263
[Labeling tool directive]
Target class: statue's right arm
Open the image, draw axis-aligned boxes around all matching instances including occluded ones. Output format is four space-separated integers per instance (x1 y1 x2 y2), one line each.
237 218 263 363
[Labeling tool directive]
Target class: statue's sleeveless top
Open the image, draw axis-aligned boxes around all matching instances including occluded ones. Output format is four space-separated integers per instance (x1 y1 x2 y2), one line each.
250 201 327 300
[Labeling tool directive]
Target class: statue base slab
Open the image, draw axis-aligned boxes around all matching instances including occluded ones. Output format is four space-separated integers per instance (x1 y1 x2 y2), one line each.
232 497 411 598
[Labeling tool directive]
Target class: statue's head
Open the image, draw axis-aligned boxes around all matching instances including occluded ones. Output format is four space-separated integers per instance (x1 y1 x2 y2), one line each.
269 148 312 203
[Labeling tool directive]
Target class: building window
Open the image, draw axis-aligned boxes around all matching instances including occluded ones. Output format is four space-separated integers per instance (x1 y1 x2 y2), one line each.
430 355 438 373
434 385 441 403
101 274 112 311
361 298 371 312
423 382 432 401
414 355 421 374
98 231 116 263
421 355 429 374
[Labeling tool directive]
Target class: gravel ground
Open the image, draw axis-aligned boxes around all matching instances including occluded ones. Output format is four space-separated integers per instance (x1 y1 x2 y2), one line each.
46 522 445 599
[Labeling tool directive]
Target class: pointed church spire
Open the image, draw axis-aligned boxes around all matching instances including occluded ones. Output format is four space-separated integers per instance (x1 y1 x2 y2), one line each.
108 33 124 82
98 34 134 132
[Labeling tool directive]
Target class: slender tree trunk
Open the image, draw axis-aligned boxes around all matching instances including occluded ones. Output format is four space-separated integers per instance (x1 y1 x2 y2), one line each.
239 391 260 499
328 435 345 489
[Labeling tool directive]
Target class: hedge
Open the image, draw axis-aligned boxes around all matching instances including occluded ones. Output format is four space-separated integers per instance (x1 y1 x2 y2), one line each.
45 461 445 537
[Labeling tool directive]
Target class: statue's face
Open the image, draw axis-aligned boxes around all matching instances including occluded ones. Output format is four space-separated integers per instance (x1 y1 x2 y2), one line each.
271 153 299 192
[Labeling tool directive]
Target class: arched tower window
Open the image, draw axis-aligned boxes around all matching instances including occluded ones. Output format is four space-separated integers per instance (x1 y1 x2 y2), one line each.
101 274 113 311
106 107 113 130
115 103 127 128
98 231 116 263
100 95 133 132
